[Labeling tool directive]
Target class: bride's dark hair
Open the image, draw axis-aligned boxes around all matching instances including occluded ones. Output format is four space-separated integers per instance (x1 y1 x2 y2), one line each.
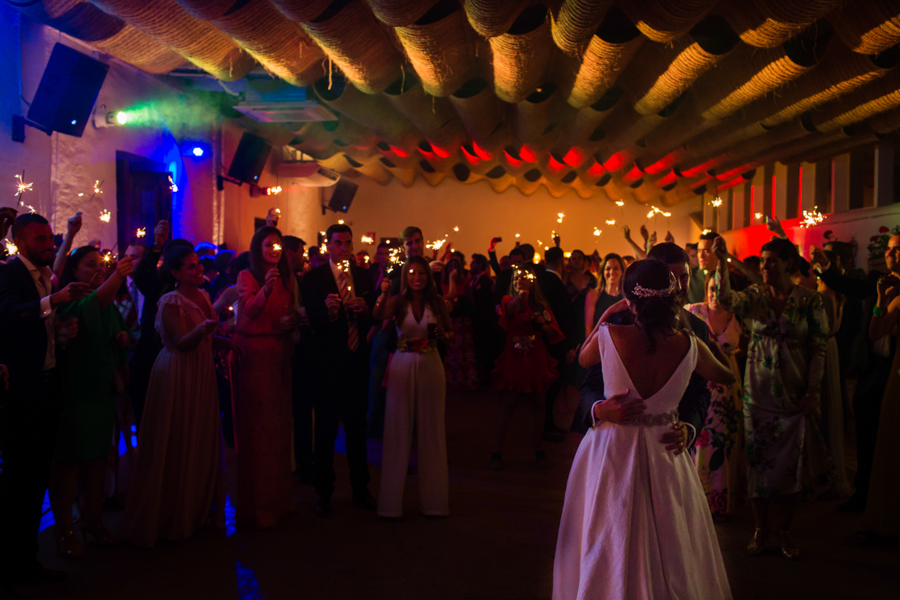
622 259 679 354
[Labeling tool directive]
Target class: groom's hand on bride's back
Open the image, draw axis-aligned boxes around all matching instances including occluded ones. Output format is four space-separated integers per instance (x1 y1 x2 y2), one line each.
660 422 689 456
593 391 646 424
598 299 629 325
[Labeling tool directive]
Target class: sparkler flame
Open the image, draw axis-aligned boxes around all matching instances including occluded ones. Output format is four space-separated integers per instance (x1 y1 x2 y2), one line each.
515 233 520 238
453 226 459 232
605 219 616 225
168 175 178 193
14 174 33 198
556 212 565 224
338 220 344 225
755 213 763 220
426 239 446 250
273 243 282 252
800 206 825 229
361 235 374 244
4 240 17 255
615 200 625 207
136 227 146 238
99 209 111 223
702 229 711 235
711 197 723 208
266 187 283 196
93 180 103 195
593 228 602 236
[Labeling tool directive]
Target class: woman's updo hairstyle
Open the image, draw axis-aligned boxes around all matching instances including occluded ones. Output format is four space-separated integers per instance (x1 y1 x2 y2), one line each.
59 245 100 288
160 246 197 293
622 259 679 353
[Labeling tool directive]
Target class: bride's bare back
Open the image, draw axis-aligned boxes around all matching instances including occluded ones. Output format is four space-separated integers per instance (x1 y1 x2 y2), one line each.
608 324 691 399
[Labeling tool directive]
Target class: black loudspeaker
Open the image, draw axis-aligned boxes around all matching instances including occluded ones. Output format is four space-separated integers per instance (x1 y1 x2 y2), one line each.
327 179 358 213
227 132 272 184
27 43 109 137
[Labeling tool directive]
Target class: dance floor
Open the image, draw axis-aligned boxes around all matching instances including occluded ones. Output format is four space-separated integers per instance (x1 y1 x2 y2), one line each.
20 389 900 599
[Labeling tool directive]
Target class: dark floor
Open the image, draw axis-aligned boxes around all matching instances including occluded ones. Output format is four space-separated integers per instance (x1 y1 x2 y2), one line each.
19 389 900 600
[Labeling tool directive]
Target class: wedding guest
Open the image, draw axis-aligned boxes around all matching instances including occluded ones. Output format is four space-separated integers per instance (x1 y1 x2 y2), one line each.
816 256 854 498
0 213 87 594
469 253 497 386
491 264 564 469
572 253 624 434
374 256 453 518
811 236 899 512
50 248 133 557
442 257 478 392
864 264 900 538
208 250 235 301
556 259 734 600
687 273 746 520
488 238 525 305
565 250 596 297
713 236 831 559
539 248 578 440
122 247 228 547
116 243 147 338
302 224 377 517
233 226 298 528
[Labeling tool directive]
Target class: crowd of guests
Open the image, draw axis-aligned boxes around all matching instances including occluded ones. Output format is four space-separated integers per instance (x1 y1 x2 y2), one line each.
0 201 898 597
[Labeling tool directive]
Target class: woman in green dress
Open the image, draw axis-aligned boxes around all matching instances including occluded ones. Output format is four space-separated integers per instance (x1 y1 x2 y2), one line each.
713 236 832 560
50 246 133 558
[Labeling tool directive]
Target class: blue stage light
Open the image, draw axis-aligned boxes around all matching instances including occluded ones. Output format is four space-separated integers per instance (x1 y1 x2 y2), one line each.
192 146 204 157
70 119 77 125
180 140 210 158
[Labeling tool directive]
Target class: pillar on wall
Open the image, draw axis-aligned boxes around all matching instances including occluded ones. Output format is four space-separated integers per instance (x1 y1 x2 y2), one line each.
774 162 800 220
874 140 895 207
723 188 733 231
801 160 830 214
832 153 851 213
702 192 714 230
751 164 774 218
850 150 867 210
732 182 750 230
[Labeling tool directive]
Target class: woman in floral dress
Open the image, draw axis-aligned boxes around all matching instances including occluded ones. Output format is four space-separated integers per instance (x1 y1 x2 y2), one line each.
713 237 832 560
687 272 745 521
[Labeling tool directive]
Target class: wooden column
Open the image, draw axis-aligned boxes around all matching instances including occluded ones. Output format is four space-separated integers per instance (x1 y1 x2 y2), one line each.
751 164 774 218
832 153 851 213
800 161 830 214
874 140 895 207
774 162 800 219
732 182 750 230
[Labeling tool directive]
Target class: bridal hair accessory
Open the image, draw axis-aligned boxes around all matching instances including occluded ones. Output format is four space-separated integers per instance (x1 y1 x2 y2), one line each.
631 272 678 298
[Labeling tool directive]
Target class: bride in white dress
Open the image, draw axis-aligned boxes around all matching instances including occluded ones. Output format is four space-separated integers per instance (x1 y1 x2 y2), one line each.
554 259 735 600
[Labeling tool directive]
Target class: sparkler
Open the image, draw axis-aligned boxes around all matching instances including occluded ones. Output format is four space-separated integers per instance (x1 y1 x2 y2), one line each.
4 240 17 255
14 173 33 199
273 243 282 252
81 180 104 211
515 233 520 238
710 197 723 208
605 219 616 226
755 213 763 221
266 187 283 196
453 226 459 232
168 175 178 193
20 203 36 214
426 239 447 250
386 247 404 274
615 200 625 207
136 227 146 238
99 209 111 223
338 219 344 225
361 235 374 244
556 212 565 224
800 206 825 229
702 229 711 235
593 228 602 236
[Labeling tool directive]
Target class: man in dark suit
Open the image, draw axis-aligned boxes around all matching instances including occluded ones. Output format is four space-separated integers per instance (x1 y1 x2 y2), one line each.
469 253 497 386
489 241 526 306
812 235 900 512
0 213 90 596
302 224 377 517
539 247 578 439
574 244 714 451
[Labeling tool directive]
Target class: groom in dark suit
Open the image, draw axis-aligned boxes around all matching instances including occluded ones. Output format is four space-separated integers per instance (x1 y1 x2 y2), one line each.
302 224 377 517
0 213 90 596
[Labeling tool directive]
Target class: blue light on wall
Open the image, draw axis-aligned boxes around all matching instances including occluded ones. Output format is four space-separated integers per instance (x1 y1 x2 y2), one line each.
180 140 210 159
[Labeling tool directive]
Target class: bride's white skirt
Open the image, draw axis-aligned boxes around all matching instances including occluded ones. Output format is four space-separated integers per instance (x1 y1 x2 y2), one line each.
553 423 733 600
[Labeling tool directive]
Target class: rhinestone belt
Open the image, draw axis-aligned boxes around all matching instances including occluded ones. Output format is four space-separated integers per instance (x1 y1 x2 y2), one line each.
627 409 679 427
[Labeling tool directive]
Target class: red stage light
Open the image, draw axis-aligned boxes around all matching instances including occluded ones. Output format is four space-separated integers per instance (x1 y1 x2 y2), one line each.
472 141 493 161
548 154 565 173
504 150 522 167
460 145 480 165
391 146 408 158
654 170 678 188
432 144 451 159
519 144 537 163
563 147 584 167
643 153 677 175
588 160 606 177
603 152 626 172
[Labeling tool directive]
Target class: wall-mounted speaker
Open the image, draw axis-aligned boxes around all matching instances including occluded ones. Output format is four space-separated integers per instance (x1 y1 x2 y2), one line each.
227 132 272 184
26 43 109 137
327 179 358 213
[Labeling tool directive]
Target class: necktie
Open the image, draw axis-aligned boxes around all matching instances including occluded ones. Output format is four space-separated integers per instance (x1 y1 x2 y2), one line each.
339 272 359 352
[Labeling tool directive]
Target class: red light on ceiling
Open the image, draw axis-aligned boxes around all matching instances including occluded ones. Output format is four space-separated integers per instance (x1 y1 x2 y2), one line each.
563 147 584 167
391 146 408 158
432 144 451 159
504 150 522 167
460 145 480 165
643 153 677 175
717 176 745 192
417 146 435 160
588 160 606 177
603 151 626 172
519 144 537 163
654 170 678 188
681 157 720 178
472 141 493 161
548 154 565 173
716 164 752 181
623 164 643 183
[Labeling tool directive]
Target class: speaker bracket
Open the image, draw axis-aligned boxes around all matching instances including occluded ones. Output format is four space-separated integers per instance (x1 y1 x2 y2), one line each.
11 115 53 143
217 175 244 191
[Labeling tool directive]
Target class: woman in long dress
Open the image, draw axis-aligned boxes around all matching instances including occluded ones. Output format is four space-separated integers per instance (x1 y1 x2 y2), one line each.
490 264 564 469
122 248 228 547
713 236 832 559
441 257 478 392
234 226 298 528
51 247 132 556
864 266 900 537
686 272 746 520
554 259 735 600
572 254 624 433
374 256 453 518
